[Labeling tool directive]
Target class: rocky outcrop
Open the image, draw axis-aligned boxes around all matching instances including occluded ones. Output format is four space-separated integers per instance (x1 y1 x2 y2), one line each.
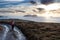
0 26 3 31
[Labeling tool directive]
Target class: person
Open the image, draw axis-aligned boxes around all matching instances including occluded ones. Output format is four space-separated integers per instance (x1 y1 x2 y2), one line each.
10 20 15 31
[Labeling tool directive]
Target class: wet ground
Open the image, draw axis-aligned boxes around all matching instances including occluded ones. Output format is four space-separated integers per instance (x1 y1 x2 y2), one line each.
0 24 26 40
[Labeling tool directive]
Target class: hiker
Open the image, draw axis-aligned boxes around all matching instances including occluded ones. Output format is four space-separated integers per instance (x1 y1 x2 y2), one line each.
10 20 15 31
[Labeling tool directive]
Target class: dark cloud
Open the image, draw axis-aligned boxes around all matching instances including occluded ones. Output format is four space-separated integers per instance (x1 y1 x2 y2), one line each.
41 0 54 4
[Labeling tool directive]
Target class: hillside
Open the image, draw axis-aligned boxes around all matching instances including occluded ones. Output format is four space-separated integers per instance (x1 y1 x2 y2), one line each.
0 19 60 40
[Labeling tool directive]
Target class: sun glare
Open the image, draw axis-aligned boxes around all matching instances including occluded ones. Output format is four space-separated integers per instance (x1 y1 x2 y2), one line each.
36 3 60 19
45 3 60 10
37 3 60 10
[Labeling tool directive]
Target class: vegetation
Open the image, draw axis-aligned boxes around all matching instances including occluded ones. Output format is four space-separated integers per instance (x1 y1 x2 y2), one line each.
0 19 60 40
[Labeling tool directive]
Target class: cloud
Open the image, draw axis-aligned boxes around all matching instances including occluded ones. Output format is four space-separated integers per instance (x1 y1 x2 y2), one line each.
2 0 24 1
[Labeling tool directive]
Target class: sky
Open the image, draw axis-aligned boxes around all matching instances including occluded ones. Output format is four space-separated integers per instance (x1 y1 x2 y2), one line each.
0 0 60 8
0 0 32 2
0 0 33 8
1 0 24 1
7 0 24 1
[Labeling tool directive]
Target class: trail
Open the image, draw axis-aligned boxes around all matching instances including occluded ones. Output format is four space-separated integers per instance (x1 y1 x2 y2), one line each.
0 24 26 40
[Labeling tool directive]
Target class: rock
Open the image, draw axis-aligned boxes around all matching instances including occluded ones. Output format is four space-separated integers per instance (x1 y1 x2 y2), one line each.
0 26 3 31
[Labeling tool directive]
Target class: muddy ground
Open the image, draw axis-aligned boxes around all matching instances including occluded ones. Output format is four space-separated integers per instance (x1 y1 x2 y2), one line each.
0 19 60 40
